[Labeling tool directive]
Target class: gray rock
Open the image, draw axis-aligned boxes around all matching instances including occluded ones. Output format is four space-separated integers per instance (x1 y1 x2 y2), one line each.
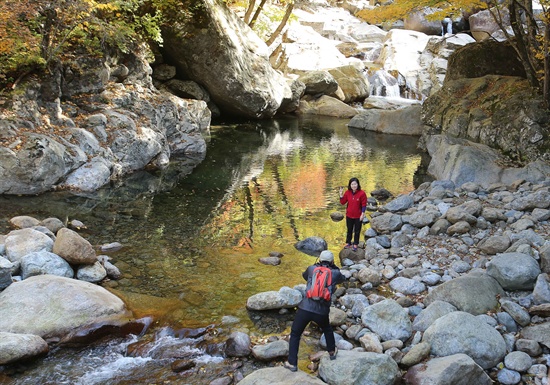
408 210 439 228
499 300 531 327
20 251 74 279
504 351 532 372
478 235 511 254
0 257 14 290
430 218 451 234
497 368 521 385
5 228 54 263
0 275 128 339
258 256 281 266
422 311 507 369
9 216 40 229
404 354 492 385
540 242 550 273
318 350 400 385
520 322 550 349
400 341 431 367
514 339 542 356
390 233 411 248
294 236 327 256
39 217 65 234
447 221 471 235
496 311 517 333
446 207 478 225
486 252 541 290
246 287 302 310
532 208 550 221
509 189 550 211
251 340 289 361
420 271 442 286
359 332 383 353
76 261 107 283
361 299 412 342
298 70 339 95
424 273 505 315
357 267 382 286
382 194 415 212
370 213 403 233
160 0 289 119
238 367 326 384
224 331 251 358
389 277 426 295
0 332 48 365
532 274 550 305
412 300 457 332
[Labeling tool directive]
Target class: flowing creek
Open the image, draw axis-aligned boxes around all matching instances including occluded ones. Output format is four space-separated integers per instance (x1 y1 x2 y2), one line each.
0 116 426 384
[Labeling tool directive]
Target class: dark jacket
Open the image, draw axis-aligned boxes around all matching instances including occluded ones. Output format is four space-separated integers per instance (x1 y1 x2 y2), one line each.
298 261 345 315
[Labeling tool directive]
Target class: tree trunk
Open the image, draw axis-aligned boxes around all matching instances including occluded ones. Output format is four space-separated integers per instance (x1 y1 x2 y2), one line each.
265 2 294 46
249 0 267 27
505 1 540 88
544 12 550 107
244 0 256 24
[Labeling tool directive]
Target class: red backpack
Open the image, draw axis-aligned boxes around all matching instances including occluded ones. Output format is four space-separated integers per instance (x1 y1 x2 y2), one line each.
306 266 333 301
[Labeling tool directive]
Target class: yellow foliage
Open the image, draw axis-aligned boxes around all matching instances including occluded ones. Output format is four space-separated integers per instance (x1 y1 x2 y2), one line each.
357 0 487 24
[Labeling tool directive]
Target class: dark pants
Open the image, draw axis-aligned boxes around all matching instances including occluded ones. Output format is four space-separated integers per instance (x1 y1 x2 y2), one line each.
288 308 335 366
346 216 362 245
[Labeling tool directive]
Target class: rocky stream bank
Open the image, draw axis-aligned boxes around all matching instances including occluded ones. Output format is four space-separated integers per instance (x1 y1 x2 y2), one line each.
0 177 549 385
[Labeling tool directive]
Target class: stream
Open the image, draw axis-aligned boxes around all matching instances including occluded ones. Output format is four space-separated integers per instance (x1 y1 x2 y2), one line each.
0 115 426 384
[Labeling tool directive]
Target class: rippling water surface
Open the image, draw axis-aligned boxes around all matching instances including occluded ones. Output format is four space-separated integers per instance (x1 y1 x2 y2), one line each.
0 116 425 384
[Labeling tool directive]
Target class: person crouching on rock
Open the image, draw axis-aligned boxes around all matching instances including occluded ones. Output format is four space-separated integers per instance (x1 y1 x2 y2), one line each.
339 177 367 252
284 250 345 372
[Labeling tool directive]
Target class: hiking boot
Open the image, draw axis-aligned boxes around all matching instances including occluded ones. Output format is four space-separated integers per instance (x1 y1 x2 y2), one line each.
344 243 351 249
284 361 297 372
329 347 338 360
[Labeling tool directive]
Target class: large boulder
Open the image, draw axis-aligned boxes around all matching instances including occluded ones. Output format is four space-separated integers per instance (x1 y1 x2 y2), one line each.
424 272 505 315
422 311 507 369
445 39 525 81
404 354 493 385
0 275 131 339
486 252 541 291
296 95 359 118
468 7 512 42
422 75 549 164
328 65 371 103
361 299 412 342
0 332 49 365
423 135 550 188
348 105 425 135
239 366 326 384
318 350 401 385
159 0 289 119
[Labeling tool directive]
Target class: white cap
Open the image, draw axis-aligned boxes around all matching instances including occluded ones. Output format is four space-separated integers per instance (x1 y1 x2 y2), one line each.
319 250 334 263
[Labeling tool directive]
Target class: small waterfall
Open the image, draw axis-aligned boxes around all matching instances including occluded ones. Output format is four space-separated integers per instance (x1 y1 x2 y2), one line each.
368 69 401 98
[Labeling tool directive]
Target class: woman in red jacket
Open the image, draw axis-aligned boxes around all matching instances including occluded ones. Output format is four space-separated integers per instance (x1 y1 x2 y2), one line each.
339 177 367 251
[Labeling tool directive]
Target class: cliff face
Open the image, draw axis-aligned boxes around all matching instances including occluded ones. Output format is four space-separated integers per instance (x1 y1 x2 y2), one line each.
0 47 210 195
159 0 290 119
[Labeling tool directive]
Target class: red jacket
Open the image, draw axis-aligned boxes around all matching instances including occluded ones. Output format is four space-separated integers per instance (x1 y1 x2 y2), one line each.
340 189 367 218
